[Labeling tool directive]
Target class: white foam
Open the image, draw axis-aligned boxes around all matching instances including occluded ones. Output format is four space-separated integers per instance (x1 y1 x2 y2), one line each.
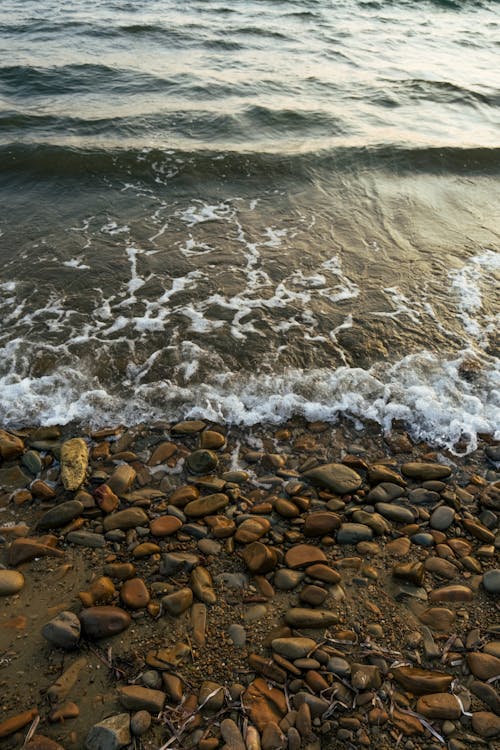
63 257 90 270
449 249 500 345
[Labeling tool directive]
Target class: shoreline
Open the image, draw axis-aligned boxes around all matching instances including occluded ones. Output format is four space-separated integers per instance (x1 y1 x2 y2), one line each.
0 417 499 749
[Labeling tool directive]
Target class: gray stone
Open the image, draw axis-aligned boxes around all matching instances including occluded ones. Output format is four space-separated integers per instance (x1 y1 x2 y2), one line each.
336 523 373 544
102 508 148 532
274 569 305 591
37 500 84 530
375 502 414 524
228 624 246 648
160 552 200 577
367 482 405 503
411 532 435 547
327 657 351 677
186 449 218 474
408 488 441 505
430 506 455 531
483 569 500 595
42 611 80 649
85 713 131 750
302 463 362 495
272 637 317 660
66 531 106 548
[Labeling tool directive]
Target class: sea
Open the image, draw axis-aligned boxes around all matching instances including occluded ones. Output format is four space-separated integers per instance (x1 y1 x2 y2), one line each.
0 0 499 452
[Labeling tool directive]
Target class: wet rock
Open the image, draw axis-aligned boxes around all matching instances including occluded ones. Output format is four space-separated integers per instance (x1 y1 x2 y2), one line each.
42 611 80 649
429 584 473 602
467 652 500 681
284 544 327 569
67 530 106 548
375 503 414 524
392 665 453 694
418 607 455 632
7 536 64 566
79 606 131 639
186 449 218 474
150 515 182 536
103 508 148 531
0 708 38 739
483 569 500 594
416 693 461 720
47 657 87 702
303 511 341 537
118 685 166 713
130 710 151 737
463 518 495 543
199 680 224 711
148 441 176 465
337 523 373 544
408 488 440 505
392 562 425 586
0 569 24 596
401 462 451 480
0 429 24 460
190 566 216 604
184 492 228 517
169 485 199 506
272 637 317 660
470 680 500 715
162 587 193 615
220 718 245 750
37 500 84 530
242 678 287 732
302 462 362 494
60 438 88 490
120 578 150 609
200 430 226 450
242 541 278 574
305 563 341 584
160 551 200 576
430 506 455 530
274 568 304 590
172 420 206 434
85 713 131 750
471 711 500 738
0 465 31 491
107 464 136 495
235 517 271 543
284 608 338 628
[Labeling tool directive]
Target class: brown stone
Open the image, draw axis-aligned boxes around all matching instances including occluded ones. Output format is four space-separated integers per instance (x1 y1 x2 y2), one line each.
285 544 327 569
79 576 115 607
274 498 300 518
392 666 453 695
386 537 411 556
242 677 287 732
103 507 148 531
120 578 150 609
184 492 228 517
94 484 119 513
392 562 425 586
162 588 193 615
284 608 338 628
0 708 38 739
418 607 455 632
118 685 166 713
132 542 160 558
107 463 136 494
471 711 500 738
401 462 451 480
25 736 65 750
235 518 270 543
429 584 473 602
303 511 341 537
299 585 328 606
305 564 341 584
103 562 136 580
242 542 278 574
302 462 362 494
205 514 235 538
49 701 80 722
79 606 131 639
170 485 199 506
463 518 495 543
60 437 88 490
424 557 459 579
8 537 64 566
150 515 182 536
467 652 500 681
148 441 177 465
0 429 24 460
31 479 56 500
416 693 461 720
391 709 424 735
200 431 226 450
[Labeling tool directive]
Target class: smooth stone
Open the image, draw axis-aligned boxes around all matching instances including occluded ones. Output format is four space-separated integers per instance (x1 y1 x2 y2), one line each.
470 680 500 715
416 694 461 720
284 544 327 569
118 685 166 713
242 541 278 574
337 523 373 544
104 563 136 581
220 718 246 750
261 722 286 750
0 708 39 740
184 492 228 517
162 673 183 703
160 551 200 577
0 465 31 490
79 606 131 639
120 578 150 609
200 430 226 450
424 557 459 579
7 537 64 566
199 680 224 711
42 611 80 649
148 441 176 465
85 713 131 750
392 666 453 694
186 449 218 474
150 516 182 536
305 563 341 584
303 511 341 537
368 482 405 502
300 584 327 606
66 530 106 548
429 585 473 602
483 569 500 594
60 438 88 490
466 652 500 681
302 462 362 495
107 464 136 495
242 678 287 732
375 503 414 524
471 711 500 738
171 420 206 434
327 657 351 677
411 532 435 547
22 449 43 475
274 569 305 590
0 569 24 596
401 462 451 480
284 608 338 628
418 607 455 632
408 488 441 505
234 517 271 543
162 588 193 615
430 506 455 531
103 508 148 531
228 624 246 648
351 664 381 690
392 562 425 586
272 637 317 660
386 537 411 556
352 510 390 535
130 710 151 737
37 500 84 530
190 566 216 604
25 735 66 749
0 428 24 459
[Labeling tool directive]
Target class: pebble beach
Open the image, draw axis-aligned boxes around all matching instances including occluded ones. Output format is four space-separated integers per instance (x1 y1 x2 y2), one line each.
0 418 499 750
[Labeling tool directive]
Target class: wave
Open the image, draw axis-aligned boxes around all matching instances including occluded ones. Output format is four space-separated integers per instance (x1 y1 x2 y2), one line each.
1 143 499 183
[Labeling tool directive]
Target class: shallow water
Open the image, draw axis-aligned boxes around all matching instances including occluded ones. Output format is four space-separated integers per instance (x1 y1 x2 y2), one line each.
0 0 499 450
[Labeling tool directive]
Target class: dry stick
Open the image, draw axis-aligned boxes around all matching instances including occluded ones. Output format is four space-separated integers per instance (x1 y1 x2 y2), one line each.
22 715 40 747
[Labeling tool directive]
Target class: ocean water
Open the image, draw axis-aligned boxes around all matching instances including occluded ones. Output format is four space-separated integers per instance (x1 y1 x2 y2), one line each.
0 0 499 451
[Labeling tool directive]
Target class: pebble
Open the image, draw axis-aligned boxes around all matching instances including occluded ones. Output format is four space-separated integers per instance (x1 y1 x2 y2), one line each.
471 711 500 738
79 606 131 639
401 462 451 480
103 508 148 531
220 718 246 750
66 530 106 548
284 608 338 628
466 652 500 680
130 710 151 737
60 438 88 490
302 462 362 494
272 637 317 660
242 678 287 731
149 515 182 536
284 544 327 568
416 693 461 720
199 680 224 711
375 503 414 524
0 569 24 596
118 685 166 712
37 500 84 530
162 587 193 615
242 541 278 573
42 611 81 649
228 623 246 647
430 505 455 530
274 568 305 590
483 568 500 594
303 511 341 536
120 577 150 609
392 665 453 694
184 492 229 517
85 713 131 750
429 584 473 602
191 566 217 604
106 464 136 495
336 523 373 544
0 708 38 739
186 449 219 474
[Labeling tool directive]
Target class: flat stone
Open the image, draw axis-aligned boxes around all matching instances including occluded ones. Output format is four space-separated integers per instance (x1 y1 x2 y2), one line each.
103 508 148 531
392 562 425 586
467 652 500 681
303 511 341 537
463 518 495 543
42 611 80 649
392 666 453 694
424 557 459 579
107 464 136 495
0 429 24 460
274 569 305 590
199 680 224 711
430 506 455 530
242 542 278 574
37 500 84 530
190 566 216 604
85 713 131 750
302 463 362 495
235 517 271 543
401 462 451 480
0 569 24 596
162 588 193 615
408 488 441 505
130 710 151 737
172 420 206 434
368 482 405 502
60 438 88 490
386 537 411 556
7 536 64 566
148 441 177 466
220 718 246 750
305 564 341 585
186 449 218 474
120 578 150 609
416 694 461 720
79 606 131 639
483 569 500 594
272 637 317 660
242 678 287 732
285 544 327 569
118 685 166 713
284 608 338 628
261 722 286 750
429 585 473 602
375 503 414 524
337 523 373 544
184 492 228 517
418 607 455 632
471 711 500 738
67 530 106 548
0 465 31 491
150 516 182 536
160 551 200 577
